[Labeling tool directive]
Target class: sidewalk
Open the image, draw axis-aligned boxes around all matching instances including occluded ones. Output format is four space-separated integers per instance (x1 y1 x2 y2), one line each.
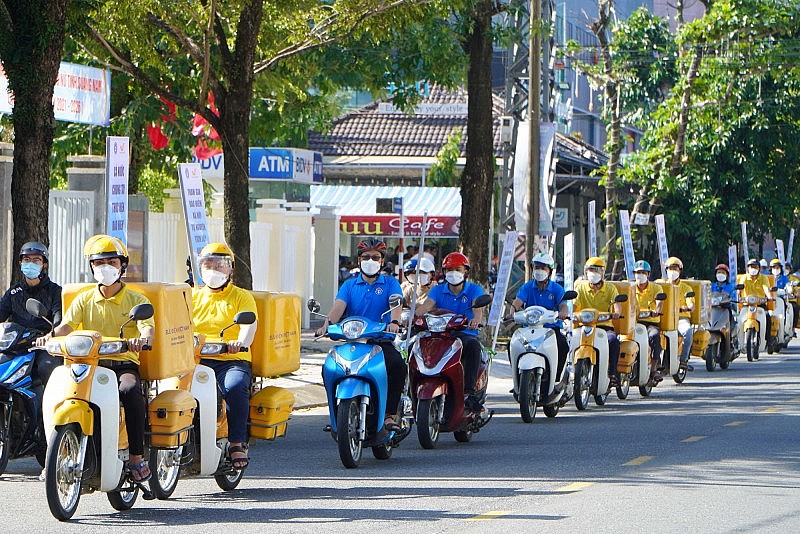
268 330 333 410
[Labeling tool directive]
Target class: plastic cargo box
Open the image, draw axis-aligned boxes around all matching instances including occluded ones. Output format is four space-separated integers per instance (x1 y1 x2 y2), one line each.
248 386 295 440
148 389 196 448
249 292 301 378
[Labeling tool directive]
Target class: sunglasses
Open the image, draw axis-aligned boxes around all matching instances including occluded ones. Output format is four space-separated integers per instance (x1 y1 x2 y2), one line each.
360 254 382 261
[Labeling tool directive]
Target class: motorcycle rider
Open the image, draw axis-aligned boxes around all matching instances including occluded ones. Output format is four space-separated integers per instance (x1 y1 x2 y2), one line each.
632 260 664 383
38 235 155 482
574 257 624 386
316 238 405 432
415 252 487 412
770 259 789 289
711 263 739 351
192 242 258 470
785 262 800 326
759 259 769 276
664 257 695 372
510 252 569 376
741 258 775 340
0 242 63 386
401 257 437 307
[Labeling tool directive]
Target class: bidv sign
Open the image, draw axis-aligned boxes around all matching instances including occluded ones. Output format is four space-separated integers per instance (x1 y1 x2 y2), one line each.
249 147 323 184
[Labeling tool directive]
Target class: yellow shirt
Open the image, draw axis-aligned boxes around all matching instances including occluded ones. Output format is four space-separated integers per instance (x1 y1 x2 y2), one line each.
192 283 258 362
738 273 771 299
673 280 695 318
635 281 663 325
575 279 618 327
62 284 155 364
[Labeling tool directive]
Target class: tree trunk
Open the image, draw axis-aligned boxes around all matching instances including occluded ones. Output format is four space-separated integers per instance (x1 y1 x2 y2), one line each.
459 0 494 286
669 47 703 179
0 2 68 282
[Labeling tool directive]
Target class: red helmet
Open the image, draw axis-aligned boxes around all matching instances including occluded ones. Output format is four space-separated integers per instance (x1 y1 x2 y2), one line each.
715 263 729 274
442 252 470 269
356 238 387 257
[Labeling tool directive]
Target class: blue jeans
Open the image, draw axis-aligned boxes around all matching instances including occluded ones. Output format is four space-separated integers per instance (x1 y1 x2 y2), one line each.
201 359 251 443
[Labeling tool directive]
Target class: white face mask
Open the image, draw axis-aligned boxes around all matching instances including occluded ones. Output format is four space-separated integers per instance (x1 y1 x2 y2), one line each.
772 268 782 276
586 271 602 284
445 271 465 285
533 269 549 282
786 268 792 276
667 270 680 281
93 264 120 287
635 273 648 285
418 274 431 286
360 259 381 277
201 268 229 289
748 267 760 277
406 273 417 284
716 273 728 283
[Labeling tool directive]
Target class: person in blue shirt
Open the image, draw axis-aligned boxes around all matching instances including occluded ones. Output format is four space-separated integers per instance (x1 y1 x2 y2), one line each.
315 238 405 432
770 259 789 289
416 252 487 412
711 263 739 348
510 252 569 376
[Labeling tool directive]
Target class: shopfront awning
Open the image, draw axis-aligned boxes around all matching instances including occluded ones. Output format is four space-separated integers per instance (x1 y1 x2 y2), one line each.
310 185 461 237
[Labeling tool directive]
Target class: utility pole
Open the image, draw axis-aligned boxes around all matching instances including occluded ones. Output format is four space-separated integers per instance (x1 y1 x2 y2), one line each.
525 0 541 280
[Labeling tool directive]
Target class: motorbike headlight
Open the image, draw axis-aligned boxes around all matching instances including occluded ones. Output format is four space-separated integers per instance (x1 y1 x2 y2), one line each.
200 342 227 355
523 308 545 326
341 319 367 339
597 313 612 322
400 309 412 325
99 341 127 355
3 363 29 384
45 340 65 355
65 336 94 357
579 310 596 324
747 295 759 306
0 330 18 351
711 296 722 306
425 315 450 333
638 311 651 319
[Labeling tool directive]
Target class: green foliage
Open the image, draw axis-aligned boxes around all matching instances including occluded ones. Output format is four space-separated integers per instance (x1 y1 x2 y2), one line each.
135 165 175 212
427 128 463 186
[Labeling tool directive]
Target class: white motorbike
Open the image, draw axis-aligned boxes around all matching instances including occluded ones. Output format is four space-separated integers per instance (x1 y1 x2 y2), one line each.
772 288 794 351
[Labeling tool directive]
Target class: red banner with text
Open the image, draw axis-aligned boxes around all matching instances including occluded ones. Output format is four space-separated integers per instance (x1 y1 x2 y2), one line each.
340 215 460 237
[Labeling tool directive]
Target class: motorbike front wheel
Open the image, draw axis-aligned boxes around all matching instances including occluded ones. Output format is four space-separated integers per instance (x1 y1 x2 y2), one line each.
705 343 718 372
416 398 441 449
107 485 138 511
519 369 540 423
45 424 83 521
336 398 363 468
573 359 591 411
215 468 244 491
543 404 559 418
454 430 472 443
746 329 757 362
149 447 182 499
616 372 630 400
0 401 10 476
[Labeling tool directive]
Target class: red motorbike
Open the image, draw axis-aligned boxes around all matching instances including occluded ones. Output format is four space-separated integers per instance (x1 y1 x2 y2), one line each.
408 294 493 449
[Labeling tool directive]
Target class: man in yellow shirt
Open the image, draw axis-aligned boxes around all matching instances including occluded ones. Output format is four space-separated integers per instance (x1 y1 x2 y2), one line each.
44 235 155 482
574 257 624 386
633 260 664 382
192 243 258 470
663 257 695 371
739 258 774 346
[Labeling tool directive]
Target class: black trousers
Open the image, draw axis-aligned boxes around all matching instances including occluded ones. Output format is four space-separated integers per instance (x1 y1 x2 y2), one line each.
102 361 146 457
375 341 407 416
452 332 482 392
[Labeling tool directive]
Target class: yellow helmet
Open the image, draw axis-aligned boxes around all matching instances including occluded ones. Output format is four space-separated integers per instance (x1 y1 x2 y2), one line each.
584 256 606 269
84 234 128 263
665 256 683 269
198 242 234 267
770 258 782 267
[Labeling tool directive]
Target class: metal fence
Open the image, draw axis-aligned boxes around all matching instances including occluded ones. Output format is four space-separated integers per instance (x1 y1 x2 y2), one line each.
48 190 95 284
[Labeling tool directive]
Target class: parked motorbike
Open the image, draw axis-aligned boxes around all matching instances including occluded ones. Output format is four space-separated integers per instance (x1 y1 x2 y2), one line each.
409 294 493 448
0 322 48 475
507 291 577 422
308 296 412 468
704 292 740 371
571 293 628 410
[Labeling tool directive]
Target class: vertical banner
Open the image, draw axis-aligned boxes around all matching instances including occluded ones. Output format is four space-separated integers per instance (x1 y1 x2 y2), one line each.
105 136 130 245
776 239 786 267
489 231 518 353
563 233 575 315
655 214 669 279
741 222 749 265
178 163 210 285
728 245 738 281
787 229 795 264
588 200 597 257
619 209 635 281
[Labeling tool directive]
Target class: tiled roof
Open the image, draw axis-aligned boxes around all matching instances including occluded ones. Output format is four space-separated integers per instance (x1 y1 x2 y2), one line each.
308 85 504 158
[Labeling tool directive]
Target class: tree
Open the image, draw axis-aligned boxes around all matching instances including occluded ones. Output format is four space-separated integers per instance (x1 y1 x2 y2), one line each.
0 1 68 278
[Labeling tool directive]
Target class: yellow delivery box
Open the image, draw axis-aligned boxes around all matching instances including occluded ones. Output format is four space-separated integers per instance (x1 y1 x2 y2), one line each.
61 282 195 380
655 282 679 331
249 291 301 378
684 279 711 325
608 281 636 337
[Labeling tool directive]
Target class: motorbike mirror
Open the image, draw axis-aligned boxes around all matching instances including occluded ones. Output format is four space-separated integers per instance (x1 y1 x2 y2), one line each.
685 291 695 298
655 293 667 301
471 294 492 308
129 303 154 321
734 283 744 290
233 311 256 325
614 294 628 303
389 295 403 310
771 286 778 292
306 298 321 313
25 298 49 319
562 290 578 301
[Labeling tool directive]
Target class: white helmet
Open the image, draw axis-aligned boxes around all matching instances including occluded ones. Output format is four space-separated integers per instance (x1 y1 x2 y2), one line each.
419 258 436 273
532 252 555 269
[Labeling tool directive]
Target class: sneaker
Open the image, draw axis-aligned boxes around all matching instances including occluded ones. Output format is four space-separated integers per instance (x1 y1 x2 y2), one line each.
38 468 46 482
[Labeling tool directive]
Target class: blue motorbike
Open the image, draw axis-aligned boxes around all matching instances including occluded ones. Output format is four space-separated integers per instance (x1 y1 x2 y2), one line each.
0 322 48 475
308 297 412 468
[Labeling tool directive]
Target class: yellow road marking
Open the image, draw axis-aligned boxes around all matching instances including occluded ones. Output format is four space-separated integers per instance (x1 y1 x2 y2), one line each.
761 407 780 413
622 455 653 466
724 421 746 427
681 436 708 443
467 510 513 521
556 481 595 492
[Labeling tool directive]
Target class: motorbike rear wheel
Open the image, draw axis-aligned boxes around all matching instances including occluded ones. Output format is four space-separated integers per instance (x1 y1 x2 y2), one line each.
0 401 10 476
593 365 607 405
615 372 630 400
416 398 441 449
149 447 181 499
543 404 559 418
214 468 244 491
336 398 363 468
45 424 83 521
519 369 540 423
705 343 718 372
746 329 757 362
454 430 472 443
573 359 591 411
638 383 652 397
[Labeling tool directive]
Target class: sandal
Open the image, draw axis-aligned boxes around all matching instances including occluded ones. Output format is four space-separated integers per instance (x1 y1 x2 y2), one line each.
129 460 152 482
228 444 249 470
384 418 402 433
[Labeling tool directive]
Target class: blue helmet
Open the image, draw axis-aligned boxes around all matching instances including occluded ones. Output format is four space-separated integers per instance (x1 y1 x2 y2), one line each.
633 260 651 273
403 258 418 273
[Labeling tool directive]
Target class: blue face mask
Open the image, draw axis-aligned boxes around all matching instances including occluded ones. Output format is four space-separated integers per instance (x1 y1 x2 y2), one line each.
21 262 42 279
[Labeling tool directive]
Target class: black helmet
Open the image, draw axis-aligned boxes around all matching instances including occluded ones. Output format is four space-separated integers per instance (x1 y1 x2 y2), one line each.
356 238 387 257
19 241 49 263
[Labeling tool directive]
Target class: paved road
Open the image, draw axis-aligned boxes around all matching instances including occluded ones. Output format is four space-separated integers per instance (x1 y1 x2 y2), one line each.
2 344 799 532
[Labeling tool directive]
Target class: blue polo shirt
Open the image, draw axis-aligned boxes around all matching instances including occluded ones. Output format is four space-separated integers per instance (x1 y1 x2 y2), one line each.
774 274 789 290
515 279 566 328
711 281 736 299
336 274 403 325
427 281 486 336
